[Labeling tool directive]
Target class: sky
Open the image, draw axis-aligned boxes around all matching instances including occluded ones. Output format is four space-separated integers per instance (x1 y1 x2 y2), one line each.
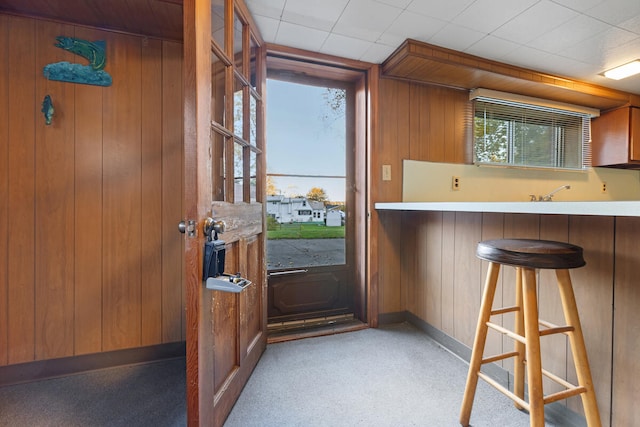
266 79 346 202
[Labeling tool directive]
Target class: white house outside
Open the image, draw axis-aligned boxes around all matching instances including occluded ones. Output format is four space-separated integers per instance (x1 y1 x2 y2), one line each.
267 195 326 223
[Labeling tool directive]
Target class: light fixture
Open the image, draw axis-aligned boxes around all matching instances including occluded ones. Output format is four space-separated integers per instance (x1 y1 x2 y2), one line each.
603 60 640 80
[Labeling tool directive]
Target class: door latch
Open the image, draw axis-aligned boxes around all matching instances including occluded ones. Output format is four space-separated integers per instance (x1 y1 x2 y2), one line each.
178 220 196 237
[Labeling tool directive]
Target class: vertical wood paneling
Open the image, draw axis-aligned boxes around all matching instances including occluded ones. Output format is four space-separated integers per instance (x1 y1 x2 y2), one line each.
453 212 482 346
7 16 36 364
425 211 443 328
401 212 419 315
161 40 185 342
1 13 186 367
102 33 143 351
538 215 570 399
73 26 106 355
0 14 9 365
569 216 613 423
376 79 410 314
34 20 76 360
613 217 640 427
441 212 455 335
428 86 445 161
140 38 163 346
480 213 505 367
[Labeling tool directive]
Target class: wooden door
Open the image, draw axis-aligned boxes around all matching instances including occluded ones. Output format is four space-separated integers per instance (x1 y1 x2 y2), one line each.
183 0 266 425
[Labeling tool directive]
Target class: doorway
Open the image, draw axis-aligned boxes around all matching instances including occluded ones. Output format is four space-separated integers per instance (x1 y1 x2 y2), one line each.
265 54 368 336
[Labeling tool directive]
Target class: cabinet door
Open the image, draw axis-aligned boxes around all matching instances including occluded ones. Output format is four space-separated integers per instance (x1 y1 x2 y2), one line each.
630 107 640 161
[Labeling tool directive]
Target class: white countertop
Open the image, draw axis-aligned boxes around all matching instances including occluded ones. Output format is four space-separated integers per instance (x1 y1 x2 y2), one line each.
374 201 640 217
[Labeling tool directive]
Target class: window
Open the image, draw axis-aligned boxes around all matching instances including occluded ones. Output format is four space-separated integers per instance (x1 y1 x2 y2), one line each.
471 89 598 170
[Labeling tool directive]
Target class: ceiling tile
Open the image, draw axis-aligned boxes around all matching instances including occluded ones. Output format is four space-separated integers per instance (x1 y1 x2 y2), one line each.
333 0 404 41
320 33 373 59
527 14 609 54
360 42 398 63
465 35 520 61
244 0 286 20
499 45 555 72
376 0 413 8
406 0 475 22
275 21 330 51
585 0 640 26
559 26 638 64
281 0 349 32
377 10 447 47
549 0 605 12
619 13 640 35
453 0 538 34
492 0 578 45
252 15 280 42
428 22 486 52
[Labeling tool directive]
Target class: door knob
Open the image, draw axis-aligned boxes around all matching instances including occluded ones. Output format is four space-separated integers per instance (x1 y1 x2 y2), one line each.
178 220 186 233
203 217 226 240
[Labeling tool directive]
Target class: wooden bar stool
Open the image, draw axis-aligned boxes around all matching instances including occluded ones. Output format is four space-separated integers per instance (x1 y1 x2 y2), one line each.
459 239 601 427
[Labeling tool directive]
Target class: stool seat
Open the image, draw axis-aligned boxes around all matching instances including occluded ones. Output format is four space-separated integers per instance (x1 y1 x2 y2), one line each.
477 239 586 270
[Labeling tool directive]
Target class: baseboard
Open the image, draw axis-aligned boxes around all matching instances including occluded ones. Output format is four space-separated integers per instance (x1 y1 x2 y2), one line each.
381 311 587 427
0 342 186 387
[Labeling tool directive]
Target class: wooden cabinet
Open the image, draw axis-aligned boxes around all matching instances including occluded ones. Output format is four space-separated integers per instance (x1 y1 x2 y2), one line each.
592 106 640 167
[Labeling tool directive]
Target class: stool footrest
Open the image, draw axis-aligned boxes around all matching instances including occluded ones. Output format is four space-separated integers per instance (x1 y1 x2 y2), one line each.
481 351 520 365
491 305 520 315
539 319 574 336
540 366 580 391
544 386 587 405
477 371 529 411
486 321 526 344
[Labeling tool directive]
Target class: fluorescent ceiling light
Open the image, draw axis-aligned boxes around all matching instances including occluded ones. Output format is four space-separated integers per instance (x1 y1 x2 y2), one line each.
603 60 640 80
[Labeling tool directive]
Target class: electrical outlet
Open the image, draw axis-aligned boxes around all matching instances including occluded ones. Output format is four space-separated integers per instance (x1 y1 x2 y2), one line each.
601 182 607 193
452 176 461 191
382 165 391 181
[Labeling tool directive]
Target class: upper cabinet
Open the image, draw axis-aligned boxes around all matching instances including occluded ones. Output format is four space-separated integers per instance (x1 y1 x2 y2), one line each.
592 107 640 168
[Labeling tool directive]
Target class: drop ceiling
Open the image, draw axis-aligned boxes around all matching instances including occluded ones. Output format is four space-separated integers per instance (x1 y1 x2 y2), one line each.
245 0 640 95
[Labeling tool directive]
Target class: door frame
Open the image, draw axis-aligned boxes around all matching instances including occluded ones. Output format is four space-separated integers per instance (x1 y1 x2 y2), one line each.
265 45 378 325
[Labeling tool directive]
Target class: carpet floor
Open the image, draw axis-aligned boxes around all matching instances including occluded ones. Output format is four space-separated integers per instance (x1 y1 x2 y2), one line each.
0 322 566 426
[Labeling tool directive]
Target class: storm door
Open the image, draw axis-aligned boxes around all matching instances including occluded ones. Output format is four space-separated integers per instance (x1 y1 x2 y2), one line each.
265 55 366 333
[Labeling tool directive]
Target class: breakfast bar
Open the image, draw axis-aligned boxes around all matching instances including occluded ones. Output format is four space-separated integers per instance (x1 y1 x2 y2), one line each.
373 200 640 425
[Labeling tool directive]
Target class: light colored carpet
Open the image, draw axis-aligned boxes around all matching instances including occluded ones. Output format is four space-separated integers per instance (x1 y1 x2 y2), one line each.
225 322 559 427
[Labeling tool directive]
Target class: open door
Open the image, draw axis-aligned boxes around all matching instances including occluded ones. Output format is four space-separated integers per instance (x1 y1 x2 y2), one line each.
183 0 266 425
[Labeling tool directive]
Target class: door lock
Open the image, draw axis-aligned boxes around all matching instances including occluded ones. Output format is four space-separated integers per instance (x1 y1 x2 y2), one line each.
178 220 196 237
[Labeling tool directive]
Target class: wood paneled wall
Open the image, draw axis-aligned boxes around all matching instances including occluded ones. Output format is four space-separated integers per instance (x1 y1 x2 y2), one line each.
374 75 640 425
0 14 184 366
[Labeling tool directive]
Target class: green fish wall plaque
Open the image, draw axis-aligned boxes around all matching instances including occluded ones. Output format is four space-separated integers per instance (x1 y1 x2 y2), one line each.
43 36 112 87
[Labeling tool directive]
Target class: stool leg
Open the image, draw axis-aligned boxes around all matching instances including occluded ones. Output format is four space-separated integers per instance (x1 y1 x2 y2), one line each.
513 267 526 409
460 262 501 426
555 269 602 427
522 267 545 427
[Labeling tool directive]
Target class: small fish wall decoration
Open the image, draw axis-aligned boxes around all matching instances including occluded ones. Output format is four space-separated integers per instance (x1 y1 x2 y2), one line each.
43 36 112 87
41 95 54 125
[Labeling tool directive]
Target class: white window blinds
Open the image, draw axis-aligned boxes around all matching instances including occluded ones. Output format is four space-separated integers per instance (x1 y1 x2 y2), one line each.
471 90 596 170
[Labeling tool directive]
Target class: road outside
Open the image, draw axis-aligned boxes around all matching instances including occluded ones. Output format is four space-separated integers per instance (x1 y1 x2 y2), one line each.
267 238 345 270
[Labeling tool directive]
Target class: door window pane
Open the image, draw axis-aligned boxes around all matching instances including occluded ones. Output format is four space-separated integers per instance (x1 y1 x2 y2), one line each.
266 79 346 269
211 0 225 50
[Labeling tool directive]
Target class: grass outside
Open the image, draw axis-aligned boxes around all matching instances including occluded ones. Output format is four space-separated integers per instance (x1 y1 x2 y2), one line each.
267 222 345 239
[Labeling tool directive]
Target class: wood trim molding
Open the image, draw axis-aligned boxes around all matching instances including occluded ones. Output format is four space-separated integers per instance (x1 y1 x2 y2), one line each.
382 39 640 111
0 342 186 387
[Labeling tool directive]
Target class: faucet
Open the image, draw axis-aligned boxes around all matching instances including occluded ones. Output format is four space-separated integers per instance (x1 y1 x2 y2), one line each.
529 185 571 202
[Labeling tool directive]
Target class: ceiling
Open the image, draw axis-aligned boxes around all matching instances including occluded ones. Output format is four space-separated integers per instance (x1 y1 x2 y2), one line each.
245 0 640 95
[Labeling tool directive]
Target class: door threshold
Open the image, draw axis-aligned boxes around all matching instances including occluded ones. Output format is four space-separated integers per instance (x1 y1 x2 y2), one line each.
267 314 367 344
